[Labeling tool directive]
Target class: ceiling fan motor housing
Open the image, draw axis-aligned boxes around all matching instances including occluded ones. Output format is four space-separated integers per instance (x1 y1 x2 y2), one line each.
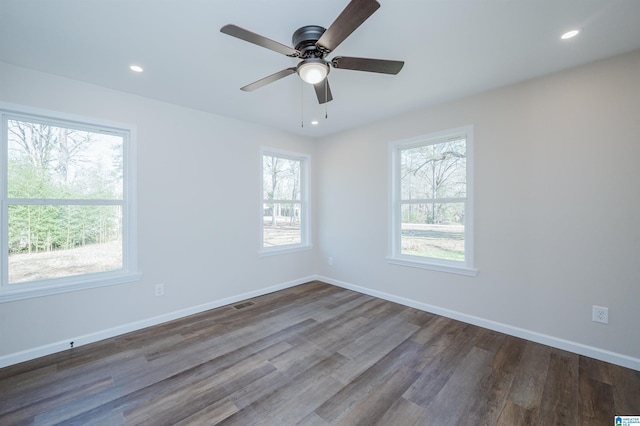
292 25 328 58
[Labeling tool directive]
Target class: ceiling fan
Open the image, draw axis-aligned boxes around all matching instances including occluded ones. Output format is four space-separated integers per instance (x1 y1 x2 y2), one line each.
220 0 404 104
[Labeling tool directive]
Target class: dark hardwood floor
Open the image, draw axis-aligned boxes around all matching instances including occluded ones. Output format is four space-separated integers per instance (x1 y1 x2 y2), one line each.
1 281 638 425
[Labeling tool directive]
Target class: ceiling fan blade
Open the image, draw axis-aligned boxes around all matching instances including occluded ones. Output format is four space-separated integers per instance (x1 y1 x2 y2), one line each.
316 0 380 53
221 24 300 57
241 68 297 92
331 56 404 74
313 79 333 104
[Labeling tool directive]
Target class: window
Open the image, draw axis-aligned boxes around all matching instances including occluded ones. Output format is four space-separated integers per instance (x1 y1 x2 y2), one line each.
260 148 310 254
389 125 475 275
0 103 138 302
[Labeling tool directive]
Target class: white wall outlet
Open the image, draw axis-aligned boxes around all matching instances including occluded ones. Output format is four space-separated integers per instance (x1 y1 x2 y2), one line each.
328 257 334 266
592 305 608 324
155 283 165 297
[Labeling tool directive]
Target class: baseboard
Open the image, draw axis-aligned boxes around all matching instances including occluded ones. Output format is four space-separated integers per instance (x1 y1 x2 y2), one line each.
315 275 640 372
0 276 314 369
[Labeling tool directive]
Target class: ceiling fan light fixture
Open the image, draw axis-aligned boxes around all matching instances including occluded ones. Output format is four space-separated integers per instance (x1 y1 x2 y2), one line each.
297 59 329 85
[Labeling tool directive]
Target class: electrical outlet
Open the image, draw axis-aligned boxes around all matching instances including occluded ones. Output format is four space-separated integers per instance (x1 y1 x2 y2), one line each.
328 257 334 266
592 305 608 324
155 283 165 297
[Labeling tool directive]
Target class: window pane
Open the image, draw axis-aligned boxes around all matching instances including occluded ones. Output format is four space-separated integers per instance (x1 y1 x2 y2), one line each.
401 202 465 261
262 155 301 201
8 205 123 283
263 202 301 247
8 119 123 199
400 138 466 200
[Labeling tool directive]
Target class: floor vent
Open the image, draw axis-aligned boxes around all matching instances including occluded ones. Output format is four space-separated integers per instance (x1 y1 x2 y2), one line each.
233 301 255 310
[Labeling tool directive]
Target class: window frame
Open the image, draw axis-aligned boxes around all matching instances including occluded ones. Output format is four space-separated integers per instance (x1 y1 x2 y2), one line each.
388 125 476 276
259 147 311 256
0 102 139 303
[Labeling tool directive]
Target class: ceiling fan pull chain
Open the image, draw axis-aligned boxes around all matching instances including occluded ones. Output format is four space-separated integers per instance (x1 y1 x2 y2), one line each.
301 79 304 128
325 80 328 119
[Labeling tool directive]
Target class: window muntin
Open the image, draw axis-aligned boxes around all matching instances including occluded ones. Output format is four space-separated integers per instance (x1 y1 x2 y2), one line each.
1 106 138 301
390 126 474 274
261 149 309 253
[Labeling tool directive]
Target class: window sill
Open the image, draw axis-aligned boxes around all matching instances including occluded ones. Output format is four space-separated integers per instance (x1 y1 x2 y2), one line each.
386 256 477 276
259 244 313 257
0 271 141 303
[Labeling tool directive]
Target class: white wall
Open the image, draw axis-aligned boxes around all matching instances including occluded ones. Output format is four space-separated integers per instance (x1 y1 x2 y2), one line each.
315 49 640 367
0 62 316 362
2 48 639 369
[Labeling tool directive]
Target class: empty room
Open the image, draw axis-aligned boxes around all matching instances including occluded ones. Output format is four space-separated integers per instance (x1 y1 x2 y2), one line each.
1 0 639 424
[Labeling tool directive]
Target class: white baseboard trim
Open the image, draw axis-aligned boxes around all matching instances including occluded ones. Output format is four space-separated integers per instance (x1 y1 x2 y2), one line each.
0 276 314 369
315 275 640 372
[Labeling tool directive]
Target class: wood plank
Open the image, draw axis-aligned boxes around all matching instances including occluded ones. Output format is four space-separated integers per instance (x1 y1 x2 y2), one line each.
297 411 332 426
505 340 552 411
373 397 426 426
609 363 640 415
417 346 494 425
221 368 287 410
337 313 418 359
314 339 424 424
2 375 114 424
578 375 615 425
217 353 348 425
496 400 537 426
403 321 484 406
173 400 238 426
491 335 527 374
537 350 579 425
271 375 344 424
461 366 514 426
330 316 419 384
579 355 612 384
334 366 420 426
409 314 451 345
122 360 276 425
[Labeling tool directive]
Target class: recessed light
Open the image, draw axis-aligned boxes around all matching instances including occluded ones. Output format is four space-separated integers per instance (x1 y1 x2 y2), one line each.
311 120 319 125
129 65 144 73
561 29 581 40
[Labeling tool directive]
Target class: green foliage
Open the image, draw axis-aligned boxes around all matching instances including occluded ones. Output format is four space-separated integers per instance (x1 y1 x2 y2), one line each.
401 202 464 225
7 120 123 255
8 169 122 254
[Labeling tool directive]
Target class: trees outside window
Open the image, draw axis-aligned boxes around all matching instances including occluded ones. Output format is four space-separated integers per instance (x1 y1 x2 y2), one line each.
261 149 310 253
1 105 138 301
389 126 475 275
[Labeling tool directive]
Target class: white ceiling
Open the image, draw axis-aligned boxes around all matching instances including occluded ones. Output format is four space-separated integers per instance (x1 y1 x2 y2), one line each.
2 0 640 138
